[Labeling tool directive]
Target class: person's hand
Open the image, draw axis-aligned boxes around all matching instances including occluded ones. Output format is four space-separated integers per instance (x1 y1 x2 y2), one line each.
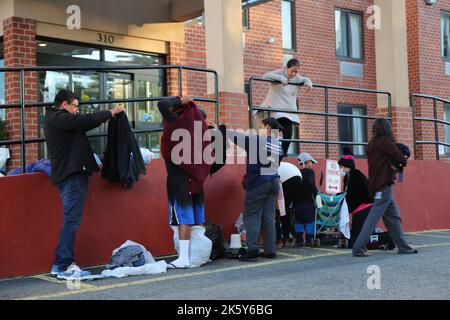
305 84 313 93
180 96 193 105
111 106 125 116
207 120 218 129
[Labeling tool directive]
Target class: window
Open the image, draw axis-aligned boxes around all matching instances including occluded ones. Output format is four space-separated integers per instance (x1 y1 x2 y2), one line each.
445 104 450 155
335 9 363 60
242 6 250 29
338 105 367 157
282 0 295 51
0 40 5 121
36 39 166 158
442 12 450 59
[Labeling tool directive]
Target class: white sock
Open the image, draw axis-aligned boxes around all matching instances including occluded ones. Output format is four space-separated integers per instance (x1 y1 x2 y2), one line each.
169 240 190 268
178 240 190 264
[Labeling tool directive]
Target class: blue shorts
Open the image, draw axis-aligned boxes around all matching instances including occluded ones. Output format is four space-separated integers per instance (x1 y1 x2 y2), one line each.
169 193 205 225
167 172 205 226
295 222 315 235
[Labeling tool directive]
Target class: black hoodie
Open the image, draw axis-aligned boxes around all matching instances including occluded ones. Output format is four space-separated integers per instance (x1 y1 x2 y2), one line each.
43 106 112 185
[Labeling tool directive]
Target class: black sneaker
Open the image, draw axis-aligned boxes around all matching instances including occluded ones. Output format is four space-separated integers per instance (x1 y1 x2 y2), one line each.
238 249 260 262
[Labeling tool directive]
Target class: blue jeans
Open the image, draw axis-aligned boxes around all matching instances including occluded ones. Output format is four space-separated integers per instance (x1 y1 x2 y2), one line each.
53 173 89 270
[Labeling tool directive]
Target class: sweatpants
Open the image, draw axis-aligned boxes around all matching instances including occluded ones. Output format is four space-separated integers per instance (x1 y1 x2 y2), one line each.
244 178 280 254
352 186 414 255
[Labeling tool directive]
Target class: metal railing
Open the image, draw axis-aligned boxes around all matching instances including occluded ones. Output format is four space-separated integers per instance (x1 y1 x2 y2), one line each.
0 65 219 173
248 76 392 158
410 93 450 160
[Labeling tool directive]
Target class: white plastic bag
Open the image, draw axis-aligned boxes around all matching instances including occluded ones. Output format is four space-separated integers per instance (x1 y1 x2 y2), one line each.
140 148 153 165
171 226 212 268
111 240 155 264
0 147 10 171
100 240 165 279
101 260 167 278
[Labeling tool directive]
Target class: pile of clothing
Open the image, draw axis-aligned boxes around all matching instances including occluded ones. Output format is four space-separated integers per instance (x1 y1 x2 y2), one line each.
7 159 51 177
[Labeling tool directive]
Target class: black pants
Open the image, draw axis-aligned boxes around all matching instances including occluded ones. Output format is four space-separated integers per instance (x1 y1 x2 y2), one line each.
276 208 295 241
277 117 293 155
348 206 370 248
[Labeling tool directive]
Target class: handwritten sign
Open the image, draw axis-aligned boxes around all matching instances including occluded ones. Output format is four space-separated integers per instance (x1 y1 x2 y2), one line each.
325 159 342 194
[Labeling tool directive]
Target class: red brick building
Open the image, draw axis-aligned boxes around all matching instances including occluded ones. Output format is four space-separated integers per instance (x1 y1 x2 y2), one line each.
1 0 450 170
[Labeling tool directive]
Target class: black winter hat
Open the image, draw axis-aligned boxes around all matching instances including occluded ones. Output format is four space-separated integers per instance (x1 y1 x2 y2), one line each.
338 147 356 169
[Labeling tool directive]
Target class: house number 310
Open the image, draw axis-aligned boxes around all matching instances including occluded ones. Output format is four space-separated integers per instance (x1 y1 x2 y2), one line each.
97 33 115 44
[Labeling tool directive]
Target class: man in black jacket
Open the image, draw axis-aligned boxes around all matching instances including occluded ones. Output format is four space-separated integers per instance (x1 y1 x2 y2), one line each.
44 89 124 279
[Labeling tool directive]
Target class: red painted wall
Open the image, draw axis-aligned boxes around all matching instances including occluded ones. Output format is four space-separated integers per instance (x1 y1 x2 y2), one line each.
1 158 449 279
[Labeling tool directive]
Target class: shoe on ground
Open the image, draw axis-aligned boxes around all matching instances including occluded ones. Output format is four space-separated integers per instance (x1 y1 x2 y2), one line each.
50 264 59 277
239 249 260 262
276 240 284 249
56 263 91 280
398 249 418 254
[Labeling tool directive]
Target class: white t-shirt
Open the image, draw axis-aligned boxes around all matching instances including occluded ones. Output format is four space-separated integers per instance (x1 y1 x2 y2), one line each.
278 161 302 183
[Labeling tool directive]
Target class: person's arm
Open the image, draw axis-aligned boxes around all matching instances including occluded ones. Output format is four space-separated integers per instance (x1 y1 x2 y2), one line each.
54 107 122 132
379 137 407 166
157 98 180 122
263 70 288 84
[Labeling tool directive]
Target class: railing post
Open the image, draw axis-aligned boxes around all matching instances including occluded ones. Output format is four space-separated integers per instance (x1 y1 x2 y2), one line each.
248 77 254 129
178 66 183 96
433 98 440 160
410 94 418 160
388 93 392 123
324 87 329 159
19 70 26 173
214 72 219 125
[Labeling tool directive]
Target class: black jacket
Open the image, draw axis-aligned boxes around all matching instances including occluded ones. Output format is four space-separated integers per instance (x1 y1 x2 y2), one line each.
43 106 112 185
101 112 146 188
297 168 318 202
344 168 372 213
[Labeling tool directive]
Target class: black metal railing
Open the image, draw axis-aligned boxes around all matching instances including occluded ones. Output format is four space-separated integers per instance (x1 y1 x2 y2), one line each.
410 93 450 160
248 76 392 158
0 65 219 172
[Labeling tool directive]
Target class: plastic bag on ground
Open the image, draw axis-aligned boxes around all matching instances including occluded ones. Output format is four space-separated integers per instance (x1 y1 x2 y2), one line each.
111 240 155 264
171 225 212 268
101 260 167 278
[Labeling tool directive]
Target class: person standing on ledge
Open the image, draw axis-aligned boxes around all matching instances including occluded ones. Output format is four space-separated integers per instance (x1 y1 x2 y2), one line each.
258 58 313 155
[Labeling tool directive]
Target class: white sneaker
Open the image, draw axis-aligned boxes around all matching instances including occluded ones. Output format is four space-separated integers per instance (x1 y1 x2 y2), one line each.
56 263 91 280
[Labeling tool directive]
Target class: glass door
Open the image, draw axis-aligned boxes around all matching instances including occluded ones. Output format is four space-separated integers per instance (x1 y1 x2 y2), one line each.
134 73 164 158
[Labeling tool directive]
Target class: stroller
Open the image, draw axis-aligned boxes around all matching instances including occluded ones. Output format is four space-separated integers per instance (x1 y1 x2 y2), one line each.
311 172 349 248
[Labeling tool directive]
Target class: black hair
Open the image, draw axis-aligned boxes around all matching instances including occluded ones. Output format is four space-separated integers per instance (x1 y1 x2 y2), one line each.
54 89 78 108
372 118 395 141
286 58 300 69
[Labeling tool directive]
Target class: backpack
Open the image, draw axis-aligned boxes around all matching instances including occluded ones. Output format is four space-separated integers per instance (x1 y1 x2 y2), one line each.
367 230 395 250
204 221 226 260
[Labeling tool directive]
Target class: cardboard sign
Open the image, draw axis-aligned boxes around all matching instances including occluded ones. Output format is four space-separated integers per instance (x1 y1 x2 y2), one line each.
325 159 342 194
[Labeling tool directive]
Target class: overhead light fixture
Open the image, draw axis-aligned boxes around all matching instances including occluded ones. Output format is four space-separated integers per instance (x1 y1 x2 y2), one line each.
38 43 47 47
425 0 436 5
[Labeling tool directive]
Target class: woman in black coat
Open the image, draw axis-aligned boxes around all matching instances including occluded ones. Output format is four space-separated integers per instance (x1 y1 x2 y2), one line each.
338 147 372 248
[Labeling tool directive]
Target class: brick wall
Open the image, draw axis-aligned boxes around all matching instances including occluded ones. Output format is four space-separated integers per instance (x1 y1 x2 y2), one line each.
178 0 378 160
407 0 450 161
3 17 37 170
